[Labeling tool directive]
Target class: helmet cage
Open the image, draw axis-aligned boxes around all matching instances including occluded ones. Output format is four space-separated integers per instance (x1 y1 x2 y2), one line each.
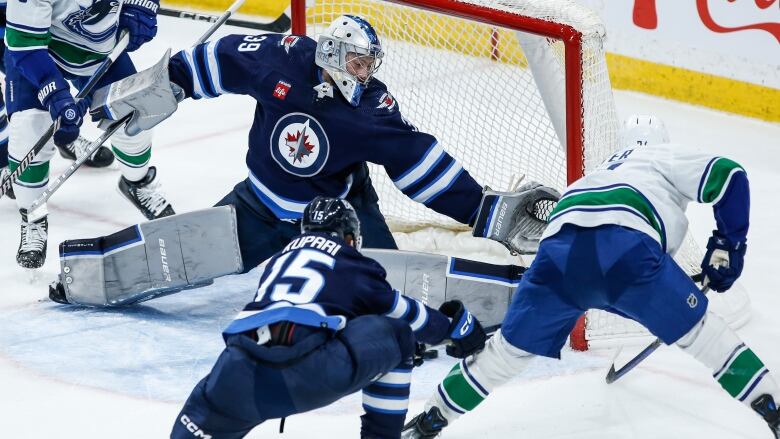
315 15 384 106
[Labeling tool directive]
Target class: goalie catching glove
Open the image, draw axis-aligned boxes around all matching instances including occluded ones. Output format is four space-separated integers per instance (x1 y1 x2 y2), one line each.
439 300 487 358
472 182 560 254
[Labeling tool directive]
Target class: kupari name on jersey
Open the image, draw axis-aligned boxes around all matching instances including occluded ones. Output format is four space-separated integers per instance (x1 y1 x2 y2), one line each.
64 0 120 43
270 113 330 177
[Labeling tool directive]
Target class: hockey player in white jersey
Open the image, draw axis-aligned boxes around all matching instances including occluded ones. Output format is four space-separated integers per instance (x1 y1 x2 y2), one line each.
4 0 175 269
403 115 780 439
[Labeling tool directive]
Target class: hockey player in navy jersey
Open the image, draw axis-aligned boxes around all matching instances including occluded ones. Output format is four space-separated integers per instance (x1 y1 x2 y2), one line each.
402 115 780 439
4 0 175 269
53 14 557 306
162 15 514 271
170 197 488 439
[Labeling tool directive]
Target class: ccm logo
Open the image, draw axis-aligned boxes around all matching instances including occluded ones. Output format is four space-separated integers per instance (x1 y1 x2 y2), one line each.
159 238 171 282
460 312 473 336
180 415 212 438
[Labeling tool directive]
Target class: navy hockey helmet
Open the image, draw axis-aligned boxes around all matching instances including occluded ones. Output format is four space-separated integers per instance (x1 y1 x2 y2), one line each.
302 196 362 249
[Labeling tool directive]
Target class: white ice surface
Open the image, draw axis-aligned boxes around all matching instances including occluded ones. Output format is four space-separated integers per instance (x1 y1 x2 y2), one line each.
1 18 779 438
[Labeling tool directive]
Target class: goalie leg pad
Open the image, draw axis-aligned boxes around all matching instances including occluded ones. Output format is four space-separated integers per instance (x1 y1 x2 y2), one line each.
362 249 524 329
58 206 243 306
428 330 532 422
678 312 779 405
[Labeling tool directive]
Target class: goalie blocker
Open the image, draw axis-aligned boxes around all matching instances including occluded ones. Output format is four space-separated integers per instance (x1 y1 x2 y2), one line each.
49 211 525 329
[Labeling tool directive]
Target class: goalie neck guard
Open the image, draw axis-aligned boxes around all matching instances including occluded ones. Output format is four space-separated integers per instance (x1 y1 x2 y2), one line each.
302 197 363 249
315 15 384 106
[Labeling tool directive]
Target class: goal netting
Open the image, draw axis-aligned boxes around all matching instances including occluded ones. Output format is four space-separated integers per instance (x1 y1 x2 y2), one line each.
291 0 751 349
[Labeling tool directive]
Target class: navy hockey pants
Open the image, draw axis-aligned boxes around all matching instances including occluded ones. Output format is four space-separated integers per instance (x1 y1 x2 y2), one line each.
170 316 416 439
215 164 398 272
502 224 709 358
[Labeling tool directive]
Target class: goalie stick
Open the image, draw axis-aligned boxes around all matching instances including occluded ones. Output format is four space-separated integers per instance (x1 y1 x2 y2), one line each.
158 7 291 33
605 281 710 384
27 0 249 209
0 30 130 199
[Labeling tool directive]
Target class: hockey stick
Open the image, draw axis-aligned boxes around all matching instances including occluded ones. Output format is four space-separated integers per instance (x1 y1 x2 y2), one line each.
27 0 248 208
158 7 291 33
605 283 710 384
0 30 130 199
29 114 133 211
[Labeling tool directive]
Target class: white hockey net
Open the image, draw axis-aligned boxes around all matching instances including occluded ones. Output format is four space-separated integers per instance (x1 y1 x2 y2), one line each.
297 0 750 349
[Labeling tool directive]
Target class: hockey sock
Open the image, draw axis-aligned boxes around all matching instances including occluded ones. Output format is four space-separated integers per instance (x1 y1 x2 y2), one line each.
7 158 49 208
429 331 532 423
0 100 9 168
361 361 413 439
111 129 152 182
677 312 780 408
8 109 56 209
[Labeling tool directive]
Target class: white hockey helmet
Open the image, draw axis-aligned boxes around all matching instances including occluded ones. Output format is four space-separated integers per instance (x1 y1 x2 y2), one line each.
621 114 670 148
315 15 384 106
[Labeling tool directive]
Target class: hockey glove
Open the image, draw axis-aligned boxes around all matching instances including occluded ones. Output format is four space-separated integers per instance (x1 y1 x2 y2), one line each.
439 300 486 358
119 0 160 52
39 77 88 147
701 231 746 293
472 182 560 254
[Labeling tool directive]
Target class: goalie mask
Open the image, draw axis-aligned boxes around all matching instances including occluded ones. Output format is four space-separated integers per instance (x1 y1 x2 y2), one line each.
621 114 670 148
315 15 384 106
302 196 363 249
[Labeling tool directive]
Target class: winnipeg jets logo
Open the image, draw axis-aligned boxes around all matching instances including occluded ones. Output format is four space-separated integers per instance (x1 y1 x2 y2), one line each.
280 35 300 53
376 92 396 111
285 119 315 163
271 113 330 177
63 0 120 43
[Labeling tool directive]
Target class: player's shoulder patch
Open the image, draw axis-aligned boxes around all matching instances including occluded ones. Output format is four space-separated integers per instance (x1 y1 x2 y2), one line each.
279 35 302 53
365 79 400 115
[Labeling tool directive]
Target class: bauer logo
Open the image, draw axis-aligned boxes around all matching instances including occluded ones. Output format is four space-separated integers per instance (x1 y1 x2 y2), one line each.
270 113 330 177
159 238 171 282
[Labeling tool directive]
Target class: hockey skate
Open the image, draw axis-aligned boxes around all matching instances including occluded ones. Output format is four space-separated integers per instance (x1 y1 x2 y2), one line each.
118 166 175 220
17 208 48 269
1 167 15 199
401 407 448 439
752 394 780 439
57 135 115 168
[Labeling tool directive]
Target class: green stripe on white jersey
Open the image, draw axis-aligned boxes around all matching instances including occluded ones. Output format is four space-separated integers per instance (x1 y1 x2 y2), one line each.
548 185 664 246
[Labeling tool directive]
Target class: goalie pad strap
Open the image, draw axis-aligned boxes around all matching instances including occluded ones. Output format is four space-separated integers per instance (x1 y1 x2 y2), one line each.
58 206 243 306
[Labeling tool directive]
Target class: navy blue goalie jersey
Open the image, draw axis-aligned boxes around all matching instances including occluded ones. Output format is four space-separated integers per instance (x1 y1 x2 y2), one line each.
168 33 483 223
223 232 451 345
